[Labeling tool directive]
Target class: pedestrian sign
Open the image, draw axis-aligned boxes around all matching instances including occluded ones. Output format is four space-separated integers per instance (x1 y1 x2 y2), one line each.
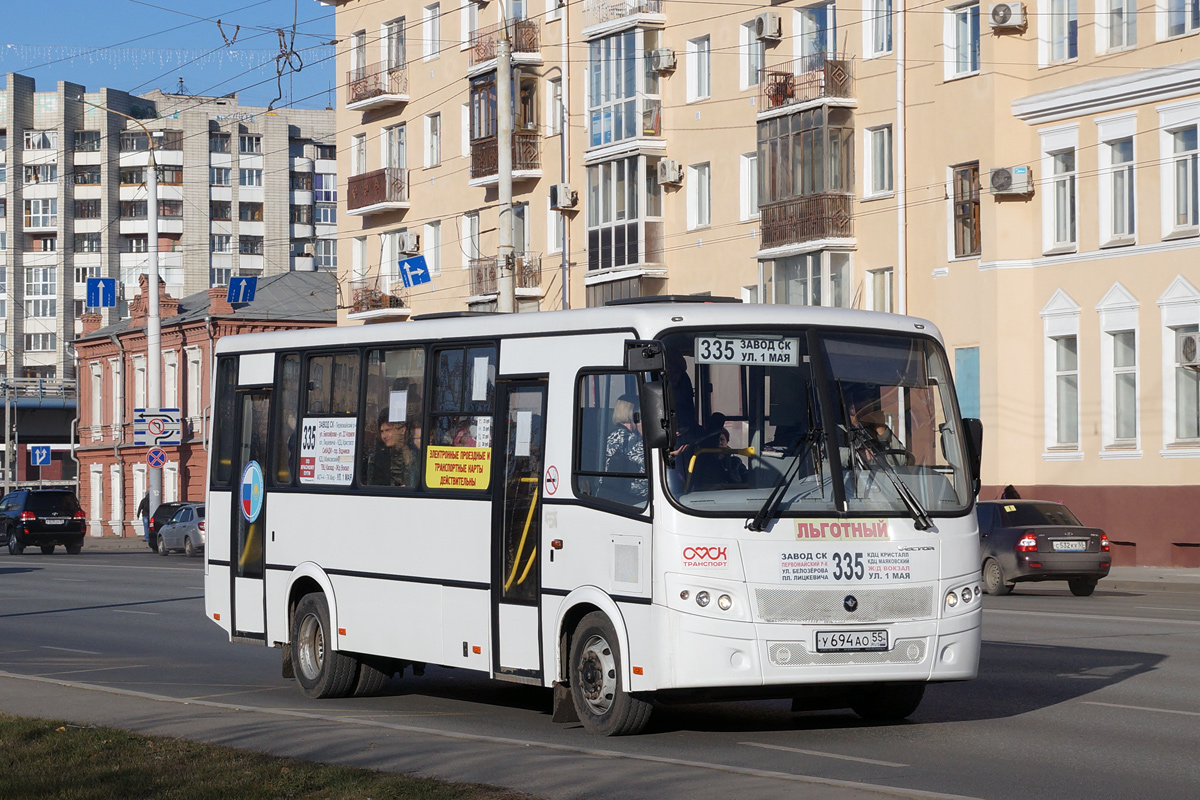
86 277 118 308
134 408 182 446
29 446 51 467
399 255 432 288
227 276 258 304
147 448 168 469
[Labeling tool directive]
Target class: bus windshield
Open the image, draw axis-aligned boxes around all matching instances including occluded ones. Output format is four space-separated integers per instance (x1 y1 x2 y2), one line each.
661 329 973 522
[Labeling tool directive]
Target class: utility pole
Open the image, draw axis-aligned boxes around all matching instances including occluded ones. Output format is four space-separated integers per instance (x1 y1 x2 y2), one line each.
496 20 515 314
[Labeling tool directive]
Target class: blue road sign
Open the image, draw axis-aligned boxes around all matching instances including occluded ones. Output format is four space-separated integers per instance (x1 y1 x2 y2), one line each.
86 277 117 308
147 448 168 469
227 276 258 304
29 446 51 467
399 255 432 288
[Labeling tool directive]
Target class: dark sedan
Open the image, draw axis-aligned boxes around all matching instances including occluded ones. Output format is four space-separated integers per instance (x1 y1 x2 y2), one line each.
977 500 1111 596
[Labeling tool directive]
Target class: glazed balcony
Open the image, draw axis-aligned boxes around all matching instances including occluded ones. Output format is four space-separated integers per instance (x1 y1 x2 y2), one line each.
469 132 541 184
759 53 855 113
469 253 542 297
346 168 410 216
759 193 853 250
346 62 409 111
469 19 541 68
584 0 663 29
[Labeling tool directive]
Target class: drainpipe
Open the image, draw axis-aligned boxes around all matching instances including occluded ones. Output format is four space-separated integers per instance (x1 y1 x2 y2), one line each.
68 343 81 501
109 333 127 537
896 1 908 315
204 316 215 451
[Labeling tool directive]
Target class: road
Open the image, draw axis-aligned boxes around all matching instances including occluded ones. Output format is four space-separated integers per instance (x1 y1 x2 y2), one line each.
1 549 1197 800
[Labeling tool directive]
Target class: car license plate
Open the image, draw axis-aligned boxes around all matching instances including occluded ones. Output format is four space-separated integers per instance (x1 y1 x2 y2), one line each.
816 630 889 653
1053 540 1087 552
45 519 64 526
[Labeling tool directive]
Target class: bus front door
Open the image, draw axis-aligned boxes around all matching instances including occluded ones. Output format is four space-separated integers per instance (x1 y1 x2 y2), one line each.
491 379 548 683
230 390 271 640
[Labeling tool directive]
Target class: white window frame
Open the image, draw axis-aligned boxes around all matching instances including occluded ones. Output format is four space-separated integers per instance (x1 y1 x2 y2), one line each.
352 236 367 283
461 102 471 156
1040 0 1079 66
1159 0 1200 40
463 210 481 268
163 349 178 410
864 125 894 198
425 113 441 168
460 2 477 50
866 267 894 313
351 133 366 177
185 346 203 424
772 251 854 308
90 362 103 437
686 36 711 103
1097 0 1137 52
546 76 563 136
132 354 147 412
110 463 123 526
424 220 442 276
1097 113 1137 246
110 358 123 429
687 162 711 230
383 17 406 68
423 3 441 60
1040 124 1079 254
547 197 564 254
546 0 562 22
1041 289 1083 458
1158 101 1200 239
1158 275 1200 452
740 153 760 221
739 22 765 90
350 29 367 75
944 3 980 80
864 0 893 58
795 3 838 58
1097 282 1141 456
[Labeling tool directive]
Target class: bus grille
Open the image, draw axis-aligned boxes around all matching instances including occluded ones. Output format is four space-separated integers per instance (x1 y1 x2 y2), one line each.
754 586 935 623
768 638 928 667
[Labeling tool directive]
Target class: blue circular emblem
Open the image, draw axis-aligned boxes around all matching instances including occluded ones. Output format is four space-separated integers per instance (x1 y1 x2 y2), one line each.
240 461 264 523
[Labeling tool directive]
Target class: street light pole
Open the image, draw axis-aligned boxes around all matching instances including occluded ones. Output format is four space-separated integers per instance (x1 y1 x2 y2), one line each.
496 4 515 314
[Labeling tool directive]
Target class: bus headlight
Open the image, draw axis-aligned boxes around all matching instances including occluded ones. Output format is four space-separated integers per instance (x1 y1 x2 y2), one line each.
945 591 959 608
717 594 733 611
696 591 710 608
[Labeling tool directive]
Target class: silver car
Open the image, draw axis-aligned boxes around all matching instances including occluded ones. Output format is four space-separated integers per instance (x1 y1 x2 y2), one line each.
157 503 205 557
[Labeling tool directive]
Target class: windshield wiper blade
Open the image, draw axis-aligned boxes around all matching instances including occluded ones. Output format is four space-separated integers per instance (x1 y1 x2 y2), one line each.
746 430 823 532
846 426 933 531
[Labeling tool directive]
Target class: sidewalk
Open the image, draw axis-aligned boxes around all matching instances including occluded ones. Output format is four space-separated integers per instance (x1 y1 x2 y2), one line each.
80 535 1200 592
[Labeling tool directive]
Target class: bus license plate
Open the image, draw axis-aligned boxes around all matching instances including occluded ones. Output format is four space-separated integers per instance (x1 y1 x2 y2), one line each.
1053 540 1087 551
816 630 889 653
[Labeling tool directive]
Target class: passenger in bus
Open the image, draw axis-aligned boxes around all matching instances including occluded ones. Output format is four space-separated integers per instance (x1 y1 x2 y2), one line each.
603 395 648 502
452 417 477 447
367 410 420 487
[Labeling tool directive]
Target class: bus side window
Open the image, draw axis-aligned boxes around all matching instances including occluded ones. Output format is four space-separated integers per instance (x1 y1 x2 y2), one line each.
431 345 496 449
272 354 301 485
306 355 331 414
212 356 239 487
361 347 426 488
574 372 648 510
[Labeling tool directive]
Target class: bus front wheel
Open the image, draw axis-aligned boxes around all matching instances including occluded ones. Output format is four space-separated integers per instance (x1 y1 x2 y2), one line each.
290 593 357 699
568 612 651 736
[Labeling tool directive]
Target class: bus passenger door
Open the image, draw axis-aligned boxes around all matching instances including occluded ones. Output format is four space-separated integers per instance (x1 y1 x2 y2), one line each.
491 379 548 683
230 390 271 640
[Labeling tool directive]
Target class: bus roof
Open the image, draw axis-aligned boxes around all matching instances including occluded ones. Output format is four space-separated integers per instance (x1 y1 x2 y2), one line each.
213 302 943 355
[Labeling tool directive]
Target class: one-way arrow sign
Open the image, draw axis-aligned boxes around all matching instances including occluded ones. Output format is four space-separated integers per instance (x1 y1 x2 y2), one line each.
399 255 432 288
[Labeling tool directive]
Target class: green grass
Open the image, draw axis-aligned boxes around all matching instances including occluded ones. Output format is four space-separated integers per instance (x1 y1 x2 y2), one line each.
0 713 537 800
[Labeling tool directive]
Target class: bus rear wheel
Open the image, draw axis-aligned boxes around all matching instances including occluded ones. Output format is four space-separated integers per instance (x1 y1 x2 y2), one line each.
291 593 357 699
849 682 926 722
568 612 651 736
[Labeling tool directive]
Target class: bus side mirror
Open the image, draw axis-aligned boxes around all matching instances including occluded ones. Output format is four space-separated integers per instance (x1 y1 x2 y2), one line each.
963 418 983 495
639 380 673 451
624 340 665 373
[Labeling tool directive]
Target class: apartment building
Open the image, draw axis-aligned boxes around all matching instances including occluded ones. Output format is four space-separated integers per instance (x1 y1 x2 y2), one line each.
327 0 1199 565
0 72 336 381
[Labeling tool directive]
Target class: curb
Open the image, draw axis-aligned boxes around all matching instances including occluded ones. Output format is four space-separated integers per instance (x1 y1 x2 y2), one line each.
1103 579 1200 595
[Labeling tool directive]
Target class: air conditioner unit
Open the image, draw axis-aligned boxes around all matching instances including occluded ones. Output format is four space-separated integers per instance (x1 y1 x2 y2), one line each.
649 48 676 73
656 158 683 186
988 2 1026 28
1179 332 1200 369
549 183 577 210
989 165 1033 196
398 232 421 254
755 12 782 41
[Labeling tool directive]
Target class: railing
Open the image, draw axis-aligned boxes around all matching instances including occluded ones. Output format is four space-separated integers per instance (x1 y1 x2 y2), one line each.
470 132 541 179
584 0 662 28
469 19 540 67
348 277 407 315
347 62 409 105
0 378 77 399
347 167 409 212
469 253 542 296
759 193 854 249
759 53 855 111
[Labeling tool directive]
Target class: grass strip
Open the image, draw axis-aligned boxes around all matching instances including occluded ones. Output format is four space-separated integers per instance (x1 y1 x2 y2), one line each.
0 712 537 800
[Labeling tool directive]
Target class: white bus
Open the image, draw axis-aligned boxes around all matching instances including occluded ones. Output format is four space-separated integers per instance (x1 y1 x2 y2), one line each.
205 299 984 735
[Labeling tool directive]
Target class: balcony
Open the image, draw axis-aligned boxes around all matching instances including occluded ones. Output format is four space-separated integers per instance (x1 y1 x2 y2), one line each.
469 253 542 297
759 53 855 114
583 0 663 29
346 62 409 111
759 193 853 250
346 168 410 216
469 19 541 69
469 132 541 184
345 277 410 322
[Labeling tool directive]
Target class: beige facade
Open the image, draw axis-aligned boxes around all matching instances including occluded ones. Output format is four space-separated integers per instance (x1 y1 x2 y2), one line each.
330 0 1200 565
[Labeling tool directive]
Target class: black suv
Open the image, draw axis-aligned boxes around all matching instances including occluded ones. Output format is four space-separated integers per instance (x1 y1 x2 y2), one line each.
1 490 86 555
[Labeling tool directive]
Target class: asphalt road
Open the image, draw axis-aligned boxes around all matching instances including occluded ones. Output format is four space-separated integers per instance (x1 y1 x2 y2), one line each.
1 549 1198 800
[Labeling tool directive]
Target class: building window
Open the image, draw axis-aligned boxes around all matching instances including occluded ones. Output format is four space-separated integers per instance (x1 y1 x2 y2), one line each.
239 236 264 255
23 130 58 150
867 267 894 313
238 203 264 222
949 3 980 77
1174 325 1200 441
74 264 100 283
315 204 337 224
159 166 183 185
314 238 337 269
211 234 232 253
1171 126 1198 231
210 133 230 153
1167 0 1200 37
119 131 150 152
797 3 837 56
351 134 366 176
314 173 337 203
74 130 101 152
868 0 893 57
687 36 711 102
1104 0 1136 50
211 201 232 221
25 267 56 298
290 205 313 225
1054 336 1080 445
24 198 57 228
1051 149 1077 248
463 211 481 268
866 125 893 196
125 236 148 253
24 164 58 184
757 108 855 203
952 162 981 258
74 166 101 185
384 123 407 169
423 220 441 275
687 162 711 230
546 76 563 135
425 113 441 167
210 167 231 186
316 144 335 160
28 299 56 317
1112 330 1137 441
740 21 765 88
75 233 102 252
238 168 263 187
74 199 101 219
159 199 183 218
384 17 406 68
1049 0 1078 62
1108 137 1136 241
290 171 313 191
120 200 147 219
586 155 663 272
239 134 262 154
740 153 759 220
772 251 852 307
120 167 144 185
210 266 231 287
423 3 441 60
587 28 663 147
24 333 57 351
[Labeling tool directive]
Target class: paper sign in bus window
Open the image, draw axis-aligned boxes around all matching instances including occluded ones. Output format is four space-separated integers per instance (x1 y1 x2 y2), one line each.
515 411 532 457
389 389 408 422
472 356 490 401
298 417 357 485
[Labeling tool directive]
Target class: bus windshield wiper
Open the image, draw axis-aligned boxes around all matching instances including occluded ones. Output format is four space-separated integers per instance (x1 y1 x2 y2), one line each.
846 426 932 531
746 429 823 532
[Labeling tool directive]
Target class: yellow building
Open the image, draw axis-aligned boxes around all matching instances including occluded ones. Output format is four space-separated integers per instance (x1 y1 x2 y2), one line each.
325 0 1200 565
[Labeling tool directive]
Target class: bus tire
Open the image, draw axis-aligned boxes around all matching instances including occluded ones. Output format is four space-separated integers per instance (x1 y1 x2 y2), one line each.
568 612 652 736
290 592 356 699
849 682 925 722
351 656 393 697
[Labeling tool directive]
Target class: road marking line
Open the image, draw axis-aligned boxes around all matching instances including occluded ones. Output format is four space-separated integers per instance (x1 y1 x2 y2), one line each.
1083 702 1200 718
985 609 1200 626
0 670 982 800
742 741 908 767
1134 606 1198 615
39 646 101 655
114 610 159 616
50 578 87 583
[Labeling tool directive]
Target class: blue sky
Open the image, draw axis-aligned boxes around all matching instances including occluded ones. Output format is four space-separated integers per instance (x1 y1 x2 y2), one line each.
0 1 336 109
